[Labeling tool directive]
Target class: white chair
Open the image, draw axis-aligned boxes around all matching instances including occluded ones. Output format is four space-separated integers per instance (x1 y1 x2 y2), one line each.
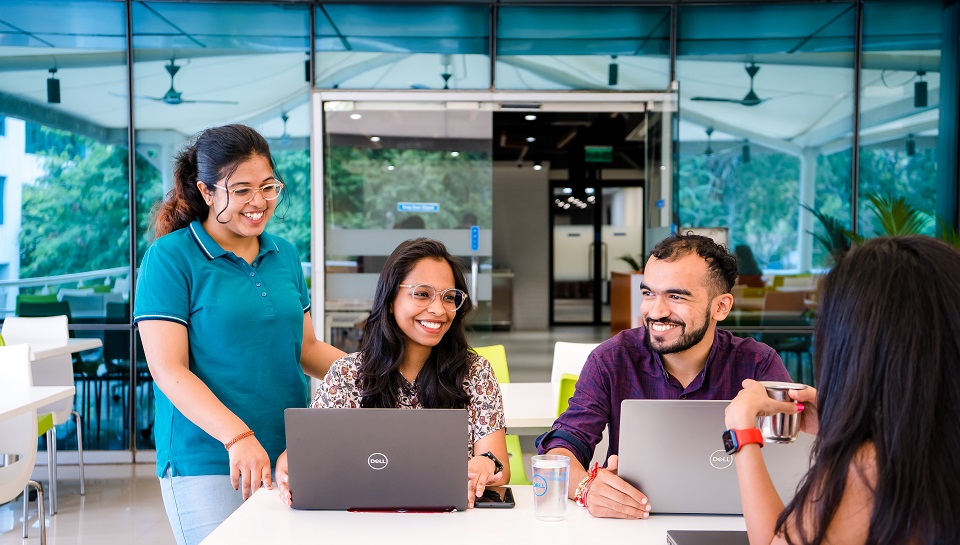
0 344 48 544
1 315 86 514
549 341 601 402
550 341 609 467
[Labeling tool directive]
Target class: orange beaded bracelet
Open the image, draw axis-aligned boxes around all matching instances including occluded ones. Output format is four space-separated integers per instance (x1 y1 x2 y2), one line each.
224 430 254 451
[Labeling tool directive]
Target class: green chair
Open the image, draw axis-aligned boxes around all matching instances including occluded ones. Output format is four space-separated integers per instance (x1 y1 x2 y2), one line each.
557 372 579 415
472 344 530 485
473 344 509 383
14 294 59 316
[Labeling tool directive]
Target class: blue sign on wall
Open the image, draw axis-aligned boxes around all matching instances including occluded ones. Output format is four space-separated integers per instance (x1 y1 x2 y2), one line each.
470 225 480 252
656 199 666 208
397 202 440 213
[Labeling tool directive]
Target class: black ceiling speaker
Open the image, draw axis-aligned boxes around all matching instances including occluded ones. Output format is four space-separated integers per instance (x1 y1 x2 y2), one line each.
608 55 618 86
906 134 916 156
914 71 927 108
47 68 61 104
704 127 714 156
742 140 751 163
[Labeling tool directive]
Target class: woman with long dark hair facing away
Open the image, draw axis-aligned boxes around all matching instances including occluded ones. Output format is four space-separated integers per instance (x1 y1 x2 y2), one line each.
725 235 960 544
276 237 510 508
134 124 344 545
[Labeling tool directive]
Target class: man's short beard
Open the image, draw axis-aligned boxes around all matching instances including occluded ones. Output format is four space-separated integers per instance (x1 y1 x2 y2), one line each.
645 306 712 355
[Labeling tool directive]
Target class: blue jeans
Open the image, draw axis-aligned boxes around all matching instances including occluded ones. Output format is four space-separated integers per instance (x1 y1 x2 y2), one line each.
158 470 245 545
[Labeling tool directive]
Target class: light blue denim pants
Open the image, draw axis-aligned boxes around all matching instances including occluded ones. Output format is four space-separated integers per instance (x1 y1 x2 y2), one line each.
158 469 245 545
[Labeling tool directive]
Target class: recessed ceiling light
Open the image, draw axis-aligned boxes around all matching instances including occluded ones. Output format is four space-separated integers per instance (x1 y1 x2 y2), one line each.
526 136 536 143
524 114 537 121
370 136 381 142
451 151 460 157
350 113 362 120
387 165 395 170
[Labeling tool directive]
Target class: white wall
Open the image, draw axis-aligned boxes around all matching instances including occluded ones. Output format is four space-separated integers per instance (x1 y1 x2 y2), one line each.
0 118 37 312
493 162 549 330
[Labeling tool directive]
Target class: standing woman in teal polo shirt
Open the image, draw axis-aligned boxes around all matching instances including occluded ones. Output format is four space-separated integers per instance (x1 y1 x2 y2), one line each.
134 124 344 545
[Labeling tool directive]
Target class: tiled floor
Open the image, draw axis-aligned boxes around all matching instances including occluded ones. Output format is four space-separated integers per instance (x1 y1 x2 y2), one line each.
0 325 613 545
0 464 175 545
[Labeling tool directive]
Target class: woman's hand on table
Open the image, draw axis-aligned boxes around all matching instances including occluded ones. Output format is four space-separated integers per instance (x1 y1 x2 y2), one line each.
466 455 502 509
275 450 293 507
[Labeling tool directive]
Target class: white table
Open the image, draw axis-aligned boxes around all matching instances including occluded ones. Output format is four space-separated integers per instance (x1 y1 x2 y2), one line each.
0 386 76 423
500 382 555 434
29 338 102 361
201 486 746 544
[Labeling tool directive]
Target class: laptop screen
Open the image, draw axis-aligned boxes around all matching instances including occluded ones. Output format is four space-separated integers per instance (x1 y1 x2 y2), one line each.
284 408 469 511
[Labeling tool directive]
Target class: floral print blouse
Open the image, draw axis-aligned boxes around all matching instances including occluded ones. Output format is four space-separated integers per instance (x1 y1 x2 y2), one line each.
310 351 505 458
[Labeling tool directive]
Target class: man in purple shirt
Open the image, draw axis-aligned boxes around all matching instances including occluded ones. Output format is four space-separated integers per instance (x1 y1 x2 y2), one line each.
536 233 791 519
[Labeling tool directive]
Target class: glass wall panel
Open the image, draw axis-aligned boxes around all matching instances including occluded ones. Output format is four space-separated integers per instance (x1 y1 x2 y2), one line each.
324 105 492 348
131 1 313 451
496 6 671 91
315 4 490 89
858 0 946 238
677 3 857 385
0 0 131 449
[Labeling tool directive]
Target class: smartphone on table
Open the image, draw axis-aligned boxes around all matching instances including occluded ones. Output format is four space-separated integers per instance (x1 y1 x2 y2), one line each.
474 486 515 508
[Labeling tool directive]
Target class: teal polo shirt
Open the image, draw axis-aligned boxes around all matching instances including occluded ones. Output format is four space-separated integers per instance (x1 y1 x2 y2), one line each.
134 220 311 477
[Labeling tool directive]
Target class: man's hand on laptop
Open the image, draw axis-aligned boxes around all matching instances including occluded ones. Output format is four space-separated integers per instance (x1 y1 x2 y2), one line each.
583 455 652 519
275 450 293 507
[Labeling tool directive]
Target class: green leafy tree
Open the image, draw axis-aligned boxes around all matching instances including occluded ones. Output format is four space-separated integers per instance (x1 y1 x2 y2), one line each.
269 149 312 260
325 146 492 234
679 147 801 269
19 127 162 279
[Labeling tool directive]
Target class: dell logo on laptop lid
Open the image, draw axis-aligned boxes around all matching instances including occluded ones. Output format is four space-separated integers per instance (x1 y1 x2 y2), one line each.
709 449 733 470
368 453 389 470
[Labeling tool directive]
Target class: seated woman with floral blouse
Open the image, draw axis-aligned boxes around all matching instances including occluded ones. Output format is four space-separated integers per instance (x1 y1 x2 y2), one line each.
276 238 509 508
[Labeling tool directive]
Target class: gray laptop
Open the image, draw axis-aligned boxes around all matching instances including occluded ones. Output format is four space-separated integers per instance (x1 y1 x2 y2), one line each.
618 399 813 515
284 408 468 511
666 530 749 545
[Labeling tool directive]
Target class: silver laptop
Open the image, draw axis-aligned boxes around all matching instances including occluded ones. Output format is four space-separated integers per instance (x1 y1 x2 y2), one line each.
284 408 468 511
618 399 813 515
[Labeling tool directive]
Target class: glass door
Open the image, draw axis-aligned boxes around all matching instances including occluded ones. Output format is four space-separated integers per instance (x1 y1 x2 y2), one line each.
318 100 493 347
549 102 675 325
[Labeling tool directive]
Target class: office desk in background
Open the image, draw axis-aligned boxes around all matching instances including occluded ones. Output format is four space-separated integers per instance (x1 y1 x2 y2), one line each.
0 385 76 423
201 487 746 545
500 382 555 435
29 338 103 361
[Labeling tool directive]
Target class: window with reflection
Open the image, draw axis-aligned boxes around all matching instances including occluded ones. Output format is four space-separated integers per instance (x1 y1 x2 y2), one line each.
0 0 133 449
315 4 490 90
677 3 856 273
131 1 312 451
676 3 857 386
496 6 671 91
323 107 493 350
857 0 944 239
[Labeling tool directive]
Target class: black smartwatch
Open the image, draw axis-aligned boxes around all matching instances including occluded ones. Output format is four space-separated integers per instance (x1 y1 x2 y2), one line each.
479 451 504 473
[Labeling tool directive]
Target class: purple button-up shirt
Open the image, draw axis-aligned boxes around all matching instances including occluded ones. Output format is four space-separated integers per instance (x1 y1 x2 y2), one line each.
536 327 792 469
